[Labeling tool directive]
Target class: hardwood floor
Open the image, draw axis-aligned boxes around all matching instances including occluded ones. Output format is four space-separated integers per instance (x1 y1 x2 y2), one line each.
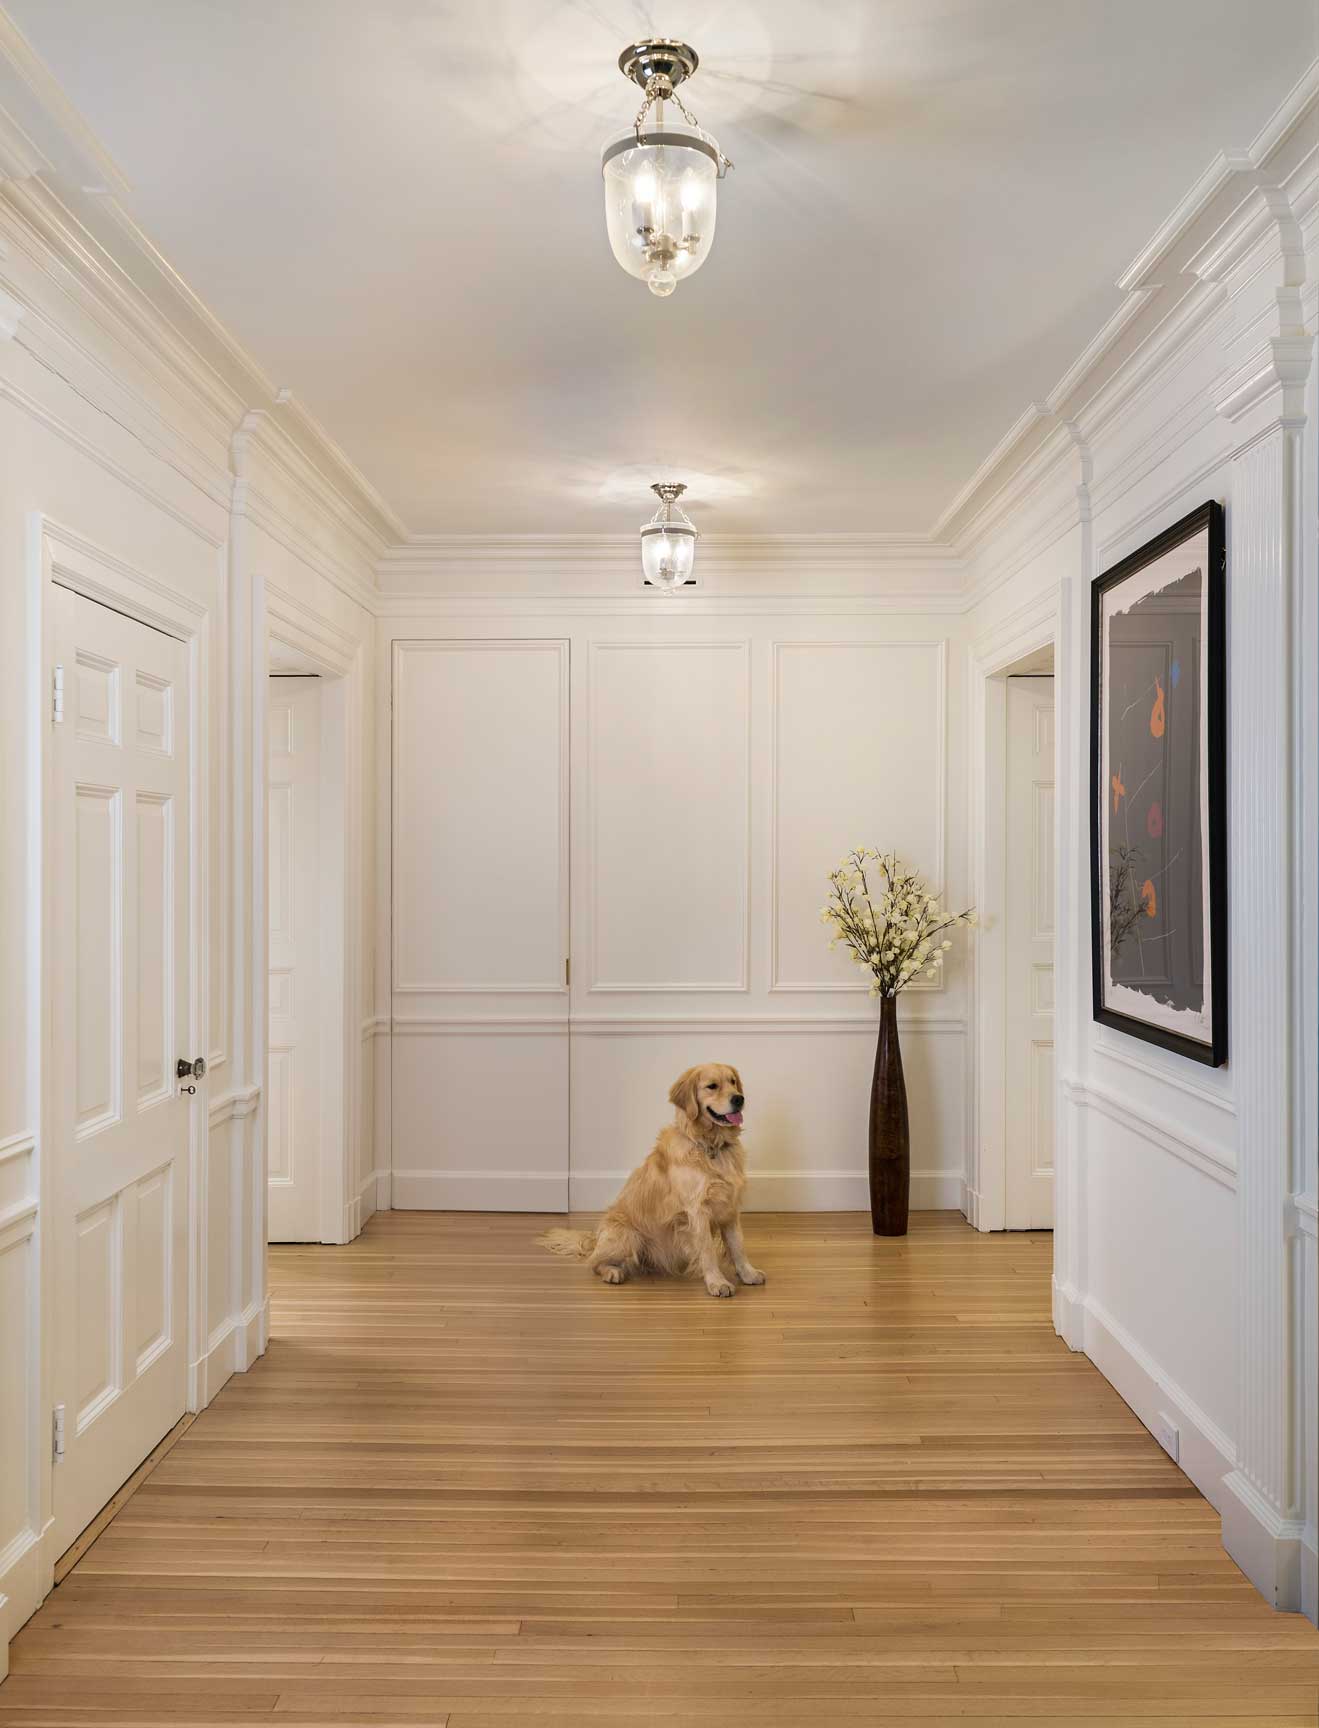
4 1210 1317 1724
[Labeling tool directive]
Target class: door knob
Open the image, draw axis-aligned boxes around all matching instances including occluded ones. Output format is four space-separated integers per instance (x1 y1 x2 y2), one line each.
176 1055 207 1080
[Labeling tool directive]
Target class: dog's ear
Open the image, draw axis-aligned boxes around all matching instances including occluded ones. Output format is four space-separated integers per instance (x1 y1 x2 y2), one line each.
731 1067 743 1096
668 1067 702 1121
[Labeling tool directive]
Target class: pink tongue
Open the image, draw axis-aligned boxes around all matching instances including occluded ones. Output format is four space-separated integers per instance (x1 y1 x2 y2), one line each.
725 1110 743 1126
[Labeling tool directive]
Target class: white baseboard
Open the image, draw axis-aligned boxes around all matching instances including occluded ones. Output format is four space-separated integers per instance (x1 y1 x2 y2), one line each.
189 1295 270 1410
1304 1528 1318 1624
392 1167 965 1214
1081 1291 1235 1514
392 1169 568 1211
1221 1470 1305 1611
565 1168 964 1213
357 1166 390 1227
1051 1276 1085 1352
0 1521 49 1673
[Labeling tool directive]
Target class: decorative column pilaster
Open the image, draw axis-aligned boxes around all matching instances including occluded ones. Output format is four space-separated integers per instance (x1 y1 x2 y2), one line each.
1052 419 1094 1352
227 411 270 1371
1193 185 1313 1608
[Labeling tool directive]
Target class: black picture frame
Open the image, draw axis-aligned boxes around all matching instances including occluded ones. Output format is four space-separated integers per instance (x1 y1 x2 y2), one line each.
1089 499 1227 1066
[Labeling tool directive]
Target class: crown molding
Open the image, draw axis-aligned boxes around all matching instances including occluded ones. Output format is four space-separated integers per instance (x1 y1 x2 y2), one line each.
90 192 404 546
0 20 402 555
1117 60 1319 294
0 93 44 182
942 55 1319 562
0 9 129 195
374 592 968 618
1044 288 1157 415
930 402 1051 543
378 532 968 595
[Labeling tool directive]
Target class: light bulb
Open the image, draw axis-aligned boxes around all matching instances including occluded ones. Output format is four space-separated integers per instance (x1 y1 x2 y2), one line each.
632 168 657 205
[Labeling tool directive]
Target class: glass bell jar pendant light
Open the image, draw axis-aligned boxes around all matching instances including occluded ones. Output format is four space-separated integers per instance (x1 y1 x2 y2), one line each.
603 38 732 297
640 483 698 588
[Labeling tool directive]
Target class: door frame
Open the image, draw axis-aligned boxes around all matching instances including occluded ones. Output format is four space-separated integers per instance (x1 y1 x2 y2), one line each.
967 593 1058 1234
265 588 366 1243
1002 669 1056 1230
32 516 211 1586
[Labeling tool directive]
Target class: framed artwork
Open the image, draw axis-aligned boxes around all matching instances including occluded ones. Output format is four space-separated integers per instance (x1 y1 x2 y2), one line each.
1090 499 1226 1066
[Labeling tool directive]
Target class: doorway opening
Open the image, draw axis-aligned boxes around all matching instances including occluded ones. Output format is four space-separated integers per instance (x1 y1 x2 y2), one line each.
1003 660 1056 1229
265 636 350 1243
972 633 1058 1238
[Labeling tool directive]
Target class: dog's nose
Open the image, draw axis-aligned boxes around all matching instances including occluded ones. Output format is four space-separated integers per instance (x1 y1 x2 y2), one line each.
731 1094 744 1110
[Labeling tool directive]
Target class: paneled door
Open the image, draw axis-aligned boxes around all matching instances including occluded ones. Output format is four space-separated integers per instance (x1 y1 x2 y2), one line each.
51 587 191 1553
391 641 570 1209
1005 675 1055 1229
267 677 323 1241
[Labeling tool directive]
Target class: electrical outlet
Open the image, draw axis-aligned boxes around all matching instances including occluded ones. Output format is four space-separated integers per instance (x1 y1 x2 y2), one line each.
1153 1411 1180 1462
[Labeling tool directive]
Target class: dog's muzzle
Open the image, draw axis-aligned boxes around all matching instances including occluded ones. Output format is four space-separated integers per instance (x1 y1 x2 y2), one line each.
707 1107 744 1127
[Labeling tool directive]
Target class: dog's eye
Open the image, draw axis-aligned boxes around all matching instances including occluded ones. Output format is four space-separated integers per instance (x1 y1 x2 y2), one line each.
706 1083 718 1091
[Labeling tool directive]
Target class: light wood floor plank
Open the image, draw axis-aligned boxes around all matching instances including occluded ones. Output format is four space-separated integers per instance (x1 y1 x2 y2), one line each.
2 1210 1315 1723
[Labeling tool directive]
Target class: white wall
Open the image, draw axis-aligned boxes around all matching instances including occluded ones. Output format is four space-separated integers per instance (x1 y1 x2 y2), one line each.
0 132 389 1663
379 588 973 1214
956 67 1319 1614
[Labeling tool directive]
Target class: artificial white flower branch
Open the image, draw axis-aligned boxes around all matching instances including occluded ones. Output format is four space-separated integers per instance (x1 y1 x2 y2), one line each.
820 848 977 998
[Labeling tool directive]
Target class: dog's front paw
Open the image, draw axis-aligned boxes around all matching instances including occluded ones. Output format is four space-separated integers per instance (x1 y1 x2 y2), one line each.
738 1265 767 1286
705 1276 736 1298
595 1263 626 1284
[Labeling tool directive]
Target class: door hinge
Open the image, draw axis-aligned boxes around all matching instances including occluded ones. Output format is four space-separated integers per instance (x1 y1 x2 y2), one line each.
52 1403 65 1463
565 956 571 987
51 663 65 725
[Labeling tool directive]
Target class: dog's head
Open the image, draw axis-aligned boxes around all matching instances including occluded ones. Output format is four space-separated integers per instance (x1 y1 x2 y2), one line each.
669 1063 746 1138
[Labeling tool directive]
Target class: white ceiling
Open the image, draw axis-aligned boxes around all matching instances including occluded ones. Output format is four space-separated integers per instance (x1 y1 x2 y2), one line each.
5 0 1315 536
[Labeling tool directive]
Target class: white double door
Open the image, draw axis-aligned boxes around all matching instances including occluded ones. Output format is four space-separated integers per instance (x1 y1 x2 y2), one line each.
50 589 192 1553
389 636 751 1211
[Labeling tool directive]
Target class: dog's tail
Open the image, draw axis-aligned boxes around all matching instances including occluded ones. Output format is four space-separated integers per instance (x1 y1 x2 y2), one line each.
537 1227 596 1260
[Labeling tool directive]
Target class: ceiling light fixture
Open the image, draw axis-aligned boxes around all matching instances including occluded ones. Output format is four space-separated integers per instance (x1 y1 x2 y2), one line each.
640 482 698 588
603 38 731 298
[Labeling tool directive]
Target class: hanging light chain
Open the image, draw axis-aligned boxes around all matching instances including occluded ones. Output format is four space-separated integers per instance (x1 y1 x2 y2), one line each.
632 74 733 172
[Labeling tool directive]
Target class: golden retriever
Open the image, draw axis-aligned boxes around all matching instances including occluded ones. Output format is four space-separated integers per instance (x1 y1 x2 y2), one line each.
539 1063 766 1298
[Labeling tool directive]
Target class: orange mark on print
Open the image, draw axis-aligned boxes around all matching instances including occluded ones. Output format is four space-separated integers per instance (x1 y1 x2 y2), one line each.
1111 770 1126 814
1150 678 1166 739
1141 878 1157 918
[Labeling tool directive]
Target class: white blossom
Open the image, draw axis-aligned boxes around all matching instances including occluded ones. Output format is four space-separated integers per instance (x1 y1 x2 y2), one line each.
819 849 976 999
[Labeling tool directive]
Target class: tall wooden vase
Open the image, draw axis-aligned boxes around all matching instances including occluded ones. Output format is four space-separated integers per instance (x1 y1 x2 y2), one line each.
868 993 910 1236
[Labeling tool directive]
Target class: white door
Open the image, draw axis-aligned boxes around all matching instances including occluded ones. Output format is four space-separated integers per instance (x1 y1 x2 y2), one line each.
1005 676 1055 1229
51 588 191 1553
267 677 323 1241
391 641 570 1210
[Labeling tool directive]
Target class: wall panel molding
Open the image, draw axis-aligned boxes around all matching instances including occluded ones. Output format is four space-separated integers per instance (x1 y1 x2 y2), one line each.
585 640 751 994
569 1168 965 1213
1094 1036 1235 1116
1061 1074 1235 1190
769 639 948 993
391 639 569 995
391 1014 965 1038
